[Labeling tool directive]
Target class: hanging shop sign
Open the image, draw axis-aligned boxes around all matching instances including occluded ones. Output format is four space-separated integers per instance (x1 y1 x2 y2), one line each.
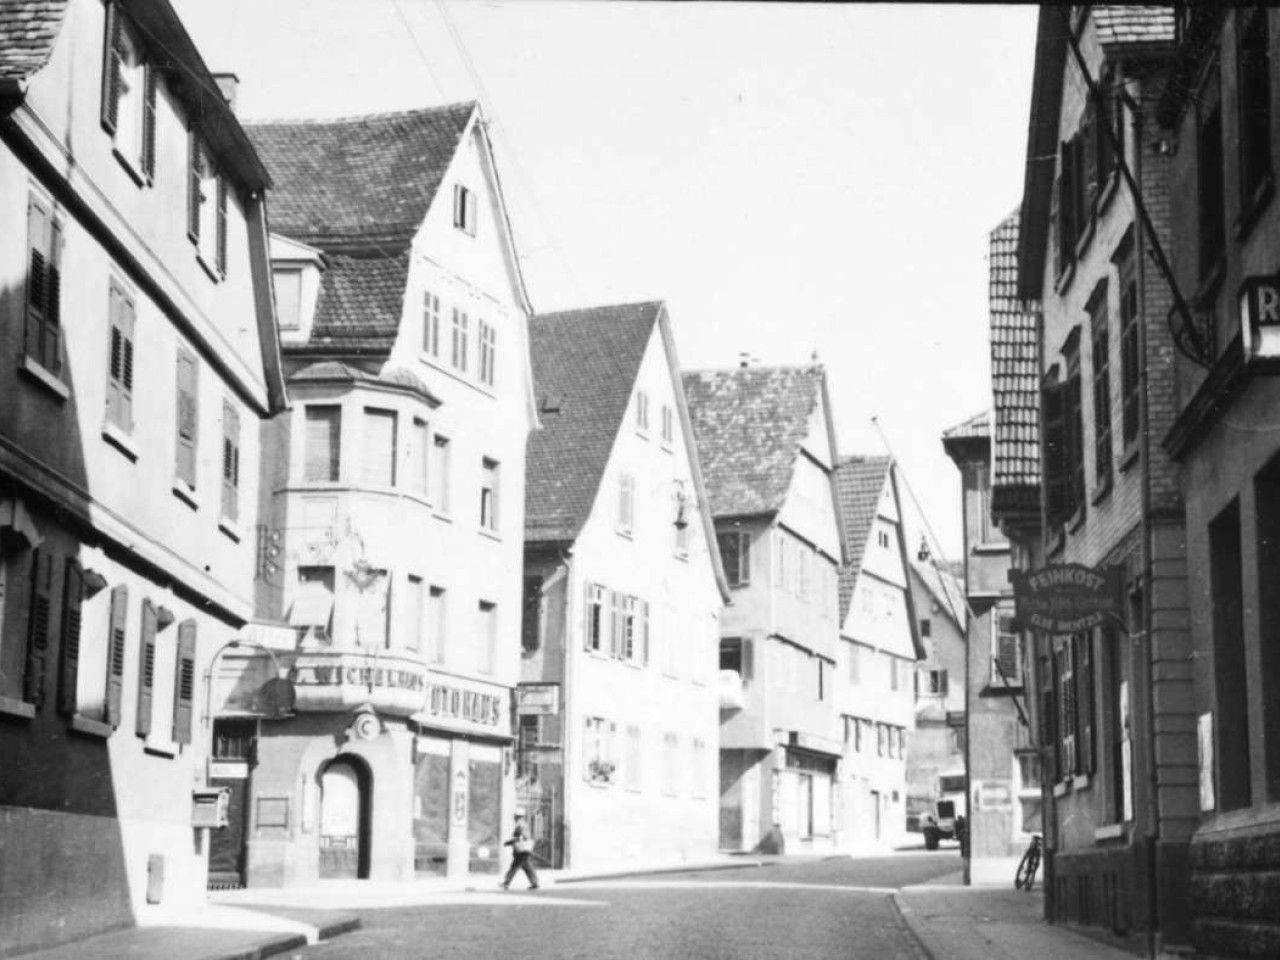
1240 273 1280 364
516 683 560 716
1009 563 1125 633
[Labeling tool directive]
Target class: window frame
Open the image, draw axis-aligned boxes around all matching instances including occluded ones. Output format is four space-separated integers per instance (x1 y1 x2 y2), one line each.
23 194 64 379
480 457 500 533
105 280 137 434
273 267 304 331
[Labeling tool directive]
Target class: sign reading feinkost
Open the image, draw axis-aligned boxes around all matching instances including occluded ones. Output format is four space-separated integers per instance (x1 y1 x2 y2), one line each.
1009 564 1125 633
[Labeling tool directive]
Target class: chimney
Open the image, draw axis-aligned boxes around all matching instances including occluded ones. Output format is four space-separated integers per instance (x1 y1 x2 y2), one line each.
211 72 239 113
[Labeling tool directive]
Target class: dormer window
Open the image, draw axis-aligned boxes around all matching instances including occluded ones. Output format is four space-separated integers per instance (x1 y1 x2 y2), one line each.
188 133 227 278
453 184 477 237
273 267 302 330
100 4 156 183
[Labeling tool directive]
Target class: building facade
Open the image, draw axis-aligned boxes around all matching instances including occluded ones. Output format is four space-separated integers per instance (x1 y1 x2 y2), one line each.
905 559 967 838
832 456 921 852
1014 6 1197 950
1157 7 1280 956
518 301 727 872
942 412 1037 885
683 365 846 854
211 103 538 887
0 0 285 951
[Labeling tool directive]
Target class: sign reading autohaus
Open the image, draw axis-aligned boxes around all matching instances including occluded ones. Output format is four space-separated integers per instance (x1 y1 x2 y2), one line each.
1009 563 1124 633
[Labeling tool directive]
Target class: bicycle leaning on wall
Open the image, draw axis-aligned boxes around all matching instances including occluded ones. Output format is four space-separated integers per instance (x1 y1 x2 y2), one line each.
1015 834 1042 891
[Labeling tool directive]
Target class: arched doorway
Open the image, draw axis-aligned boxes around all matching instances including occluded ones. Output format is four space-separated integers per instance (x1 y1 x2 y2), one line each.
319 757 371 879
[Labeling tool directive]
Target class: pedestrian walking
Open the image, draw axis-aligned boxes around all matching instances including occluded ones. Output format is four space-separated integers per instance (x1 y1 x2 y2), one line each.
500 811 539 890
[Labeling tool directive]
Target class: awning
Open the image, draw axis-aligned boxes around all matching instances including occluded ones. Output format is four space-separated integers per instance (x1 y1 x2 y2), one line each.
0 497 42 552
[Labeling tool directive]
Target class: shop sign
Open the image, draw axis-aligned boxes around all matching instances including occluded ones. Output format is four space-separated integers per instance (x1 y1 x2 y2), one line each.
1009 564 1124 633
973 780 1012 810
516 683 559 716
1240 273 1280 363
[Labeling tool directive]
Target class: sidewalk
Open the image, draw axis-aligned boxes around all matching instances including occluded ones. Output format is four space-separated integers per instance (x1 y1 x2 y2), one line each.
893 872 1139 960
7 904 359 960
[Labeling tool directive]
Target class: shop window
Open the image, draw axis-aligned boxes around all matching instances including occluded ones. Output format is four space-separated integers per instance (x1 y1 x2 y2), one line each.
1210 500 1251 809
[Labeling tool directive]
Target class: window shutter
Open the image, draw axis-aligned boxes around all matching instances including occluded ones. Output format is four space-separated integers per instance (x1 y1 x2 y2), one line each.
1082 99 1099 208
175 350 198 487
187 130 201 239
610 591 622 658
120 297 135 430
466 188 478 236
101 2 122 133
453 184 464 228
584 582 595 651
222 401 240 521
106 288 122 427
56 559 85 716
105 584 128 727
641 600 650 665
216 176 228 274
135 600 157 737
1075 633 1095 775
23 550 53 708
1058 141 1076 261
173 619 196 745
141 63 157 178
1042 379 1069 526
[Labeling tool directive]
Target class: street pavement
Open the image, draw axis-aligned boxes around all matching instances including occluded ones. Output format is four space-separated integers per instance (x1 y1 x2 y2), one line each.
285 852 957 960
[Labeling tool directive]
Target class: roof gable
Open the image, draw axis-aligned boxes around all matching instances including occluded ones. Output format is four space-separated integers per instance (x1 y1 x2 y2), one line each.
682 365 827 519
525 302 662 544
247 103 476 249
833 455 892 622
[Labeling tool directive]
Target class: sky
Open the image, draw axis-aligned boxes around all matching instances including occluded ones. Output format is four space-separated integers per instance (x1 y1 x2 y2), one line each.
173 0 1038 559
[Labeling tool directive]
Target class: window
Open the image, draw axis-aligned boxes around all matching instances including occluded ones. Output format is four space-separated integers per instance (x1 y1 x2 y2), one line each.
993 609 1021 686
427 586 446 664
451 309 469 371
617 473 635 535
720 637 752 681
1197 66 1225 279
1089 285 1113 489
24 195 63 375
625 724 643 792
584 584 606 653
522 576 542 653
920 618 932 638
105 282 136 433
661 404 675 445
221 401 241 522
423 291 441 355
1118 242 1140 447
847 642 862 684
477 601 497 674
304 405 341 483
674 514 690 558
290 566 335 641
877 723 887 757
662 732 679 796
1043 345 1084 528
363 408 397 487
816 659 826 701
889 655 899 691
928 669 949 695
408 418 429 498
173 348 200 490
636 391 650 434
717 530 751 587
1210 500 1251 809
692 738 708 798
617 596 649 665
406 575 424 652
1097 67 1124 191
1238 8 1273 213
584 716 616 784
877 528 890 549
453 183 478 236
188 133 227 276
478 320 496 386
430 435 451 511
101 5 156 180
274 268 302 330
480 458 499 532
1016 751 1044 834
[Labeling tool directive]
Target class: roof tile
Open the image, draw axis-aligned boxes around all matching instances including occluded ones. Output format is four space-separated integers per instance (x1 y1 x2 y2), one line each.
989 210 1041 491
833 455 892 622
0 0 67 83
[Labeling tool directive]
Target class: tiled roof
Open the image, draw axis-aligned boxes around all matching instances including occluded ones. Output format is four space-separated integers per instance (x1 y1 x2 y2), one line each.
290 249 410 354
1092 5 1175 50
942 410 991 442
990 210 1041 494
682 366 825 519
247 103 475 247
525 302 662 544
289 359 438 405
834 455 892 623
0 1 67 83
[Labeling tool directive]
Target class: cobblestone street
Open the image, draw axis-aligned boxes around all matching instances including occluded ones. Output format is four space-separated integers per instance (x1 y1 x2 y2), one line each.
290 854 955 960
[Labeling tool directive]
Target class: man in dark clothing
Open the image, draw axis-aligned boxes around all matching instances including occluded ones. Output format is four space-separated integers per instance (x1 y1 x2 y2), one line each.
501 812 539 890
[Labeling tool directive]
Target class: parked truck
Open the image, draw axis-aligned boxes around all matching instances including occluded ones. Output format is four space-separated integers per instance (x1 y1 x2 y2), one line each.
919 770 966 850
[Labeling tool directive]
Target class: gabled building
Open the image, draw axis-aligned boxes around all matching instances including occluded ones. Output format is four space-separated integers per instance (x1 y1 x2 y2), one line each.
0 0 284 950
905 558 967 841
1014 6 1193 950
517 301 727 871
683 365 845 854
1157 8 1280 956
832 455 922 852
218 103 539 887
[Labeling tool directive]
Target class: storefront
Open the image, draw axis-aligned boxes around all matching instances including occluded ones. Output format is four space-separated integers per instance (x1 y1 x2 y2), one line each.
773 739 840 849
227 652 513 887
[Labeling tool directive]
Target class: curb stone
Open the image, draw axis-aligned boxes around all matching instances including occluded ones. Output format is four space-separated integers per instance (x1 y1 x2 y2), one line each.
550 859 771 884
889 891 936 960
206 932 308 960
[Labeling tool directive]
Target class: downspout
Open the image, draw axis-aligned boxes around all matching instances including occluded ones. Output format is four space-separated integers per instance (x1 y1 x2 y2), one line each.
560 546 575 870
1132 84 1161 960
